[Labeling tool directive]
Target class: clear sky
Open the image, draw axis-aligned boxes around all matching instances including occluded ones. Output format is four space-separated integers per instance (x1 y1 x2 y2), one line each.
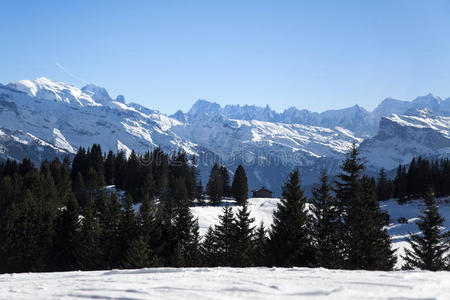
1 0 450 114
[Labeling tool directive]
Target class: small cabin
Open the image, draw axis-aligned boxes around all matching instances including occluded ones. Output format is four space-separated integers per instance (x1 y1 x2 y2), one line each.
251 187 273 198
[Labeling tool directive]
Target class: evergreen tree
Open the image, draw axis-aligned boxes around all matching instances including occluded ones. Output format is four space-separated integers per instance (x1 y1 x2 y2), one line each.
376 168 392 201
252 222 268 266
118 194 138 265
268 169 314 267
311 169 344 269
173 201 201 267
104 150 116 185
50 193 80 271
77 197 102 270
201 226 218 267
231 203 255 266
335 145 396 270
403 189 450 270
100 193 122 268
220 166 231 197
206 163 224 205
214 205 235 266
394 165 408 201
138 194 162 265
121 237 151 269
231 165 248 205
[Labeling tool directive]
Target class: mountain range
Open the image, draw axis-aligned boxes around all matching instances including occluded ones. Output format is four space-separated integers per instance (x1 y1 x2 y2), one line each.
1 77 450 194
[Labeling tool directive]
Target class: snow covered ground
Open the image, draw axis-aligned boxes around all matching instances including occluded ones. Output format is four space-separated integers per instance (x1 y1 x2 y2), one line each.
1 267 449 299
1 197 449 299
192 197 450 269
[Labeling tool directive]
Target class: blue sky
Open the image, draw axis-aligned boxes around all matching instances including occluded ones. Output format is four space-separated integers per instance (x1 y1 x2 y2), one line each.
1 0 450 114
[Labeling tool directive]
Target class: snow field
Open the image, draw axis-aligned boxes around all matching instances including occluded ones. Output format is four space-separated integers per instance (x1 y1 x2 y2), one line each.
1 267 449 299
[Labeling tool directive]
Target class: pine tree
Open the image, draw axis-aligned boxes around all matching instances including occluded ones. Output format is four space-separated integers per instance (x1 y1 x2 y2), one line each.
311 169 344 269
335 145 396 270
100 193 122 268
173 201 201 267
231 165 248 205
220 166 231 197
394 165 408 201
252 222 267 266
268 169 315 267
77 197 102 270
214 205 235 266
138 194 162 265
121 237 151 269
104 150 116 185
231 203 255 266
118 194 138 266
201 226 218 267
376 168 392 201
403 189 450 270
50 193 80 271
206 163 224 205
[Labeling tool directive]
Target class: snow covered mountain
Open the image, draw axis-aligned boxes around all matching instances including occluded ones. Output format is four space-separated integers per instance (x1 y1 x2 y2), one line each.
1 77 450 193
359 109 450 171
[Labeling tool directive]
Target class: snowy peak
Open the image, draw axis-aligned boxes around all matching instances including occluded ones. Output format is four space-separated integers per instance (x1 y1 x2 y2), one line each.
188 99 222 116
6 77 100 107
81 83 113 104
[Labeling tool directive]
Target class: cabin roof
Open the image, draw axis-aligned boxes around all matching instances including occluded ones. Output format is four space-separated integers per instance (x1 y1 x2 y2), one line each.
251 186 273 193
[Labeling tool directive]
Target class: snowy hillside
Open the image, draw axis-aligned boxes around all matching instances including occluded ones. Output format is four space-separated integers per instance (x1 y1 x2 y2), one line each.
1 267 449 299
192 197 450 269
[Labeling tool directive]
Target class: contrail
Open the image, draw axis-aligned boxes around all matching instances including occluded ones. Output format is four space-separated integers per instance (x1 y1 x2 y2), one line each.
55 63 88 84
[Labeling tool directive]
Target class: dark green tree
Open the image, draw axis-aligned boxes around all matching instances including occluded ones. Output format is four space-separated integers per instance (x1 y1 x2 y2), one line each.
50 193 80 271
311 169 344 269
173 201 201 267
77 197 102 270
268 169 315 267
231 202 255 266
335 145 396 270
201 226 218 267
252 222 268 266
403 189 450 270
214 205 235 266
376 168 392 201
206 163 224 205
231 165 248 205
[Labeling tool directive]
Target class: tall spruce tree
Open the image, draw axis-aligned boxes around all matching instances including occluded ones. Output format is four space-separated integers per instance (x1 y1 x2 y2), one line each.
50 193 80 271
77 197 102 270
100 193 122 268
206 163 224 205
403 189 450 270
231 203 255 266
138 194 162 265
335 145 396 270
220 166 231 197
173 201 201 267
118 194 138 266
252 222 268 267
311 169 344 269
201 226 218 267
268 169 315 267
376 168 392 201
231 165 248 205
214 205 235 266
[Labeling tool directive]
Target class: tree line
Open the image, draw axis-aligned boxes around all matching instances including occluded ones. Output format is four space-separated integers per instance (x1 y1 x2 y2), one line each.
0 144 448 273
375 157 450 201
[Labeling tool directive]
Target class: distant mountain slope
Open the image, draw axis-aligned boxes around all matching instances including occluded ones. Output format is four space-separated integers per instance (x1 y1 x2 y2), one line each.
359 109 450 171
1 77 450 193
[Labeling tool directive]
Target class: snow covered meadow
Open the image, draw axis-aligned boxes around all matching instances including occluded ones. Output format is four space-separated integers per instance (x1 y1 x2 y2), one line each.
1 197 449 299
1 267 449 299
192 197 450 269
